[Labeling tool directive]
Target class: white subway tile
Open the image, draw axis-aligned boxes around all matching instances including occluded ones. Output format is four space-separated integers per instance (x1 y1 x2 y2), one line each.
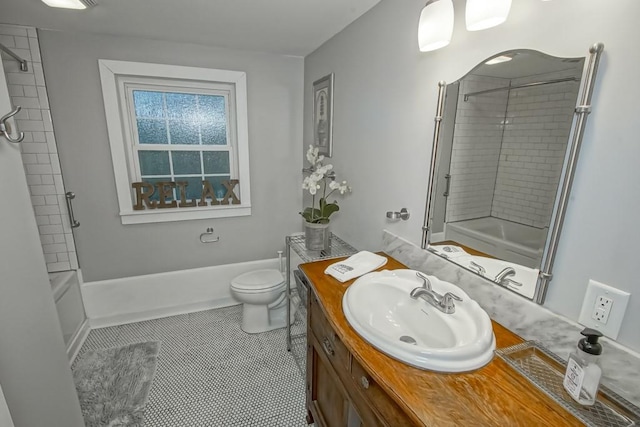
6 69 36 86
23 85 37 97
44 253 58 264
57 252 69 262
35 215 49 226
36 153 50 163
26 175 42 186
41 174 54 185
0 26 28 37
14 36 29 49
35 205 60 216
50 154 61 174
0 35 15 46
7 84 24 97
26 163 52 175
32 131 46 142
31 184 56 196
27 108 42 121
69 253 79 270
47 262 71 272
31 195 46 206
16 119 44 131
21 153 37 164
39 224 63 235
37 86 49 109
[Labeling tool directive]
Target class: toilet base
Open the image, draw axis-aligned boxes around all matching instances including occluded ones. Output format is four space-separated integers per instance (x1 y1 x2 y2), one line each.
240 300 296 334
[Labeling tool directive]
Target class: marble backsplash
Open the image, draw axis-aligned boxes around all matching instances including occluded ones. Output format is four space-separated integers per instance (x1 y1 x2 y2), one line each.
382 230 640 408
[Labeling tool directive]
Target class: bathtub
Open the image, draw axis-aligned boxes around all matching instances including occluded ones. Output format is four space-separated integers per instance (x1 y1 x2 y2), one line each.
444 217 547 268
49 270 89 361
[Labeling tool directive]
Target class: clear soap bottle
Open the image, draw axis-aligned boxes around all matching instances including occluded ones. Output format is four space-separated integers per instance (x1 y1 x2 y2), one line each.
563 328 603 406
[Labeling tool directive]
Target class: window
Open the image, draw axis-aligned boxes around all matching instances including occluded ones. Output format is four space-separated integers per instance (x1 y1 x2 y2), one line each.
99 60 251 224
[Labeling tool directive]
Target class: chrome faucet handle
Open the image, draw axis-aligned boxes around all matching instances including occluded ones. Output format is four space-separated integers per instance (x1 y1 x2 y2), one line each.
415 272 432 291
469 261 486 276
494 267 516 282
442 292 462 302
440 292 462 314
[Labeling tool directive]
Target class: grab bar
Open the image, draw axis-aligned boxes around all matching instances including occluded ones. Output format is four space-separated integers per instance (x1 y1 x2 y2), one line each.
200 227 220 243
0 106 25 143
443 174 451 197
65 192 80 228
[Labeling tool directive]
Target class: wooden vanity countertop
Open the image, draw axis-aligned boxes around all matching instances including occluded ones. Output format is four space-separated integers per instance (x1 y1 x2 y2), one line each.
300 253 581 427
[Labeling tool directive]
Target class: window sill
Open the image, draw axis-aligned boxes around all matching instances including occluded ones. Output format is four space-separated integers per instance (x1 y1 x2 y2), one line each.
119 204 251 224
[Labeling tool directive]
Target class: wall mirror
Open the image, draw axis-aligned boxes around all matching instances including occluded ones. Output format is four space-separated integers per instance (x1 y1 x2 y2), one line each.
421 44 604 304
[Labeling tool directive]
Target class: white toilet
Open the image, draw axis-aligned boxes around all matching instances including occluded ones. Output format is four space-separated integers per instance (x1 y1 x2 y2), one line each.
230 269 295 333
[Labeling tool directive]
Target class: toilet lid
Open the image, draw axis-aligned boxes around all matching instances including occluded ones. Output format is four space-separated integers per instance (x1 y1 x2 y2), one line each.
231 269 284 291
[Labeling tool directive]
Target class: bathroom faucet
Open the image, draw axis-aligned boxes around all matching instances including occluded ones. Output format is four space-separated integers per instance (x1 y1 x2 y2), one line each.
410 272 462 314
494 267 517 286
469 261 486 276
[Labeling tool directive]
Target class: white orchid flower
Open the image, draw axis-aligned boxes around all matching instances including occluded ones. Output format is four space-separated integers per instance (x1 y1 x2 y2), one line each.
306 145 319 165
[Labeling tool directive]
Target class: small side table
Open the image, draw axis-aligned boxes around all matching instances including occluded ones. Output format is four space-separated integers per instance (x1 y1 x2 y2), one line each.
285 233 358 373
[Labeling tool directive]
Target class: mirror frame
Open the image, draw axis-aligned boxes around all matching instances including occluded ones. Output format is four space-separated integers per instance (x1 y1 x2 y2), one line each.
421 43 604 304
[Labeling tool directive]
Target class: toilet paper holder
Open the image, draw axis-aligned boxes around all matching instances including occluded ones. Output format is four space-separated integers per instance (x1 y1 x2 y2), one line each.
200 227 220 243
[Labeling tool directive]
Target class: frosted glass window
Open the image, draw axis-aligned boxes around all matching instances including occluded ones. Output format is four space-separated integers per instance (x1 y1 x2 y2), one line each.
166 93 197 120
168 120 199 145
203 152 230 174
133 91 165 118
205 175 232 199
139 151 170 175
137 119 168 144
172 151 201 175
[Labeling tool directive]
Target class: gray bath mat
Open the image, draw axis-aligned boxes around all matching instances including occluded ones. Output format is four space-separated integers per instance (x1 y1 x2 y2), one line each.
73 341 160 427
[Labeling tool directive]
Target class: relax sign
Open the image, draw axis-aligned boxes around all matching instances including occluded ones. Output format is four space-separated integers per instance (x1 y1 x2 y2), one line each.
132 180 240 210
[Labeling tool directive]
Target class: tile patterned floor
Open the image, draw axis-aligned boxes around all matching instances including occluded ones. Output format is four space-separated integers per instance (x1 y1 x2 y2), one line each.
73 305 309 426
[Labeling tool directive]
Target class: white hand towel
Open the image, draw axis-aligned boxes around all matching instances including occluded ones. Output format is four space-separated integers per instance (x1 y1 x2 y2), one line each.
324 251 388 283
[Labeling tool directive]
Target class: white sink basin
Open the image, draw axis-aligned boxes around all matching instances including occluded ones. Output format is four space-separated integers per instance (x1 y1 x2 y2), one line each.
342 269 495 372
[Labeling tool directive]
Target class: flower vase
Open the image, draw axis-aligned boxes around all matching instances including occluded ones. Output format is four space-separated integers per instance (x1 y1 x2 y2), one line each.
304 221 331 251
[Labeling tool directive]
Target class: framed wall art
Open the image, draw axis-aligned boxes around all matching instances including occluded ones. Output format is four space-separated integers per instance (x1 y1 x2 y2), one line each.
312 73 334 157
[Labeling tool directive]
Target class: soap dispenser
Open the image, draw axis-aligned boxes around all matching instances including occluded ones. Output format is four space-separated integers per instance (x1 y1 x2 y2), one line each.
563 328 603 406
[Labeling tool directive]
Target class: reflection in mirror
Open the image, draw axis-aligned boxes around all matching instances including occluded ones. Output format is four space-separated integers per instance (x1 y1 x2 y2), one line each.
422 46 603 302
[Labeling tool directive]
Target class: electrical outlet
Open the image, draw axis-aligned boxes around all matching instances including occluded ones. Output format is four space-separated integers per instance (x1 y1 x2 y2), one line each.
592 295 613 323
579 280 630 339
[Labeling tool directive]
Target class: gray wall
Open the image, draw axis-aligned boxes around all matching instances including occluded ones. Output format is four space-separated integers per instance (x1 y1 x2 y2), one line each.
39 30 304 282
304 0 640 352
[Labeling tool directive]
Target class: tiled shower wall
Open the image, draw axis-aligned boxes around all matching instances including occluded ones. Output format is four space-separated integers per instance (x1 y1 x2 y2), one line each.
491 69 581 228
0 24 78 272
446 75 508 222
447 69 580 228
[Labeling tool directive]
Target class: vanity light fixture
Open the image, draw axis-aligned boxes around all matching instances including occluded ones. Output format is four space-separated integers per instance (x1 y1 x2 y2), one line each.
485 55 513 65
465 0 512 31
418 0 455 52
41 0 97 9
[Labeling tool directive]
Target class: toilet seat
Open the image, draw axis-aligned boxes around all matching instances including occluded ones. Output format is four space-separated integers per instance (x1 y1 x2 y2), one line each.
230 269 284 294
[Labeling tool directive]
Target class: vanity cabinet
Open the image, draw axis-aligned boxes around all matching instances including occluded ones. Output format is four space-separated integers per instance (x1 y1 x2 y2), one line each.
306 287 413 426
301 254 585 427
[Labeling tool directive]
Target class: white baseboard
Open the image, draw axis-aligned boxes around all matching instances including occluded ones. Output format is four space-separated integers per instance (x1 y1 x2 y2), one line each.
81 257 299 328
67 318 90 363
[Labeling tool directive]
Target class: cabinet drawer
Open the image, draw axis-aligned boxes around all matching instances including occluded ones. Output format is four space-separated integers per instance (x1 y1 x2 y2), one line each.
350 357 415 426
309 290 350 373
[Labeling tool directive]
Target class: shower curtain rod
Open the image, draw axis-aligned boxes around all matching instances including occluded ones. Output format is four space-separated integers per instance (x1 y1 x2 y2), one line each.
0 43 28 72
464 77 579 101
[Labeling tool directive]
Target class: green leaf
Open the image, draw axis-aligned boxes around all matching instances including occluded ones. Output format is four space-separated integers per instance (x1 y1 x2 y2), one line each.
300 207 321 222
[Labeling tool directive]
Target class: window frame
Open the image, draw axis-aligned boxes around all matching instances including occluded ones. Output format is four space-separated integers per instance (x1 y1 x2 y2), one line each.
99 59 251 224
